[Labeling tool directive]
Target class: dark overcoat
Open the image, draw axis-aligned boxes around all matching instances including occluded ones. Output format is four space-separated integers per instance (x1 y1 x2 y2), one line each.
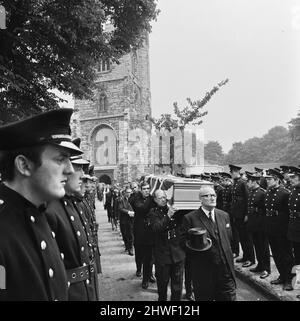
182 208 236 287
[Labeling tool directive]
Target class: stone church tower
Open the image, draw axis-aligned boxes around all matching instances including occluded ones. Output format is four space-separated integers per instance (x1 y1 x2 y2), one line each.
72 35 153 185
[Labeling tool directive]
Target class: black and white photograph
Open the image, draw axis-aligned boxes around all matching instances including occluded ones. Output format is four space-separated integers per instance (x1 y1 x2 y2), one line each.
0 0 300 308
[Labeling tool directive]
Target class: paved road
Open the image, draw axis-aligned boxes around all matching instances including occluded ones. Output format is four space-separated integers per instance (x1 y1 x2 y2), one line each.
96 201 271 301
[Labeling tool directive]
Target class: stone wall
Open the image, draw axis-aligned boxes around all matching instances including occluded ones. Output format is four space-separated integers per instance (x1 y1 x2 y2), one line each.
72 38 153 185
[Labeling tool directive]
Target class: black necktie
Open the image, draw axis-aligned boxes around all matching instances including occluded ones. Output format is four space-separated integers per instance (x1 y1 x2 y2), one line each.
208 211 214 223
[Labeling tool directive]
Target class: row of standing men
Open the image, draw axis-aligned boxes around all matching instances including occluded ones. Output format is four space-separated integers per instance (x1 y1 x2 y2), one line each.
0 109 101 300
103 179 235 301
203 164 300 293
103 163 300 300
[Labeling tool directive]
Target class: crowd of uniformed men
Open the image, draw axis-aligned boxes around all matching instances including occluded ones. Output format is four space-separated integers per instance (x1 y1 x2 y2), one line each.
0 109 101 301
1 108 300 301
102 164 300 300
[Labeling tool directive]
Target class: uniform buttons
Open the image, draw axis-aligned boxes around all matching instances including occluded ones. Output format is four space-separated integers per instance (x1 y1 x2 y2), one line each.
88 243 92 247
0 199 4 205
67 281 70 288
51 231 56 238
86 279 90 285
64 201 67 206
49 268 54 278
41 240 47 250
61 253 64 260
30 216 35 223
70 216 75 221
81 246 85 252
83 262 87 266
80 211 83 214
77 231 81 237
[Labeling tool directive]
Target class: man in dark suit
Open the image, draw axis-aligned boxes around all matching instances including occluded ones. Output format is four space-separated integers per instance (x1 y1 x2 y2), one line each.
130 182 156 289
104 185 113 222
149 190 185 301
182 185 236 301
119 187 135 256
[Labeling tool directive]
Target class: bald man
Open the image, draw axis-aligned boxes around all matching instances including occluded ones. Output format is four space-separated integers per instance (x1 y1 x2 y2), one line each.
148 190 185 301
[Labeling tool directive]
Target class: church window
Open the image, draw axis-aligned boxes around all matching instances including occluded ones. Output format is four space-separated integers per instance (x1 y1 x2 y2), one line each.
97 59 111 72
98 92 107 113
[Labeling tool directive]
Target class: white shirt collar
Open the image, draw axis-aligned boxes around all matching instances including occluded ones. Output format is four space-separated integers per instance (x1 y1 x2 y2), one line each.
201 207 215 222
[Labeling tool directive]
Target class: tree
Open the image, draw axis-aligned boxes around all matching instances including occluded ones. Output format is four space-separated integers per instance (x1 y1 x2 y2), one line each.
224 142 244 164
288 109 300 142
204 141 224 164
0 0 159 123
223 126 291 164
147 79 229 173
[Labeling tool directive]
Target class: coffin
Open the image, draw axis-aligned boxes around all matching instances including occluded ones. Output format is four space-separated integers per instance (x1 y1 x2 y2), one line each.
145 174 214 210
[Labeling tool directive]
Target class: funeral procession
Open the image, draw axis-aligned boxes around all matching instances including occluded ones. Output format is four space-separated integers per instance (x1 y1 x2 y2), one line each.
0 0 300 305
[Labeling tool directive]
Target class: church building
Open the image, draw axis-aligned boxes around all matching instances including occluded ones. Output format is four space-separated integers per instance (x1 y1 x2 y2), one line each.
72 35 153 185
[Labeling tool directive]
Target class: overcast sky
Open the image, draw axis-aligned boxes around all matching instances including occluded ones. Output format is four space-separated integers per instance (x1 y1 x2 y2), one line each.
148 0 300 152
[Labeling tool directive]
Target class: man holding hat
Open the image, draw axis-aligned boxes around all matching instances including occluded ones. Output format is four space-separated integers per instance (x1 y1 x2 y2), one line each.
246 173 271 278
0 108 82 300
264 169 294 291
229 164 255 265
182 185 236 301
45 138 100 300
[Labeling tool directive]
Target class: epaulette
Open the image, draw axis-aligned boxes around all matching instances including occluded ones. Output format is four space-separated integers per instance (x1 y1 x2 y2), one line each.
259 187 266 193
